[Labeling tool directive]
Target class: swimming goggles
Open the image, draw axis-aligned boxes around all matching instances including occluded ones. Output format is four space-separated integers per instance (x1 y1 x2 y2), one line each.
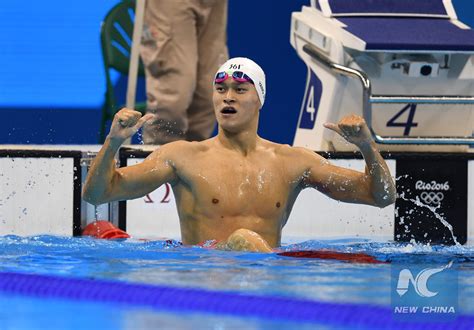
214 71 254 84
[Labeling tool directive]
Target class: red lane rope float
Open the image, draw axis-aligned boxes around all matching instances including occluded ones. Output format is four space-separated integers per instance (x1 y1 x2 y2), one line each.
277 250 387 264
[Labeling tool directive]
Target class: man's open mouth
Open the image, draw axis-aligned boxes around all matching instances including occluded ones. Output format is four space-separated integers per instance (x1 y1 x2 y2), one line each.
221 107 237 114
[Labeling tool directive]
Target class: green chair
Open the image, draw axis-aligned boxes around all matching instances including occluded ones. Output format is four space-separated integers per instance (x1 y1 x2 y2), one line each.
99 0 147 143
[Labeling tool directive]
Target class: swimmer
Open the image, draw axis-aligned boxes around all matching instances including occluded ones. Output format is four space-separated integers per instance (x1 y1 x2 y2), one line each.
83 57 396 253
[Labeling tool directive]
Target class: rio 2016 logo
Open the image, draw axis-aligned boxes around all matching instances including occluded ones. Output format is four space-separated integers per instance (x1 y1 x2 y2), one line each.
415 180 450 205
415 180 450 191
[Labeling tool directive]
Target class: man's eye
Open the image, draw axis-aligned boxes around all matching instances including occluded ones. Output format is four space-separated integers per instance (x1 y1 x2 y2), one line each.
216 87 225 92
237 88 247 93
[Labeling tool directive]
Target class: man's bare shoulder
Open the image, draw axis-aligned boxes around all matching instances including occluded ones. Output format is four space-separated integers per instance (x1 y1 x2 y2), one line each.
258 139 290 154
150 139 211 158
261 139 323 160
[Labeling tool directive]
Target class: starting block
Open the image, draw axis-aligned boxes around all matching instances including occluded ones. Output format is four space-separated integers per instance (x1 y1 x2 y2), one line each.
290 0 474 152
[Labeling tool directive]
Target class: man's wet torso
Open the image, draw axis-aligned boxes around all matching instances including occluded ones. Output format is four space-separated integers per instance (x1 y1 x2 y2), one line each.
168 138 307 246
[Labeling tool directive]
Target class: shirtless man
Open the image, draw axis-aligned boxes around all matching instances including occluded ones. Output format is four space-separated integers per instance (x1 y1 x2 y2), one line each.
83 57 396 252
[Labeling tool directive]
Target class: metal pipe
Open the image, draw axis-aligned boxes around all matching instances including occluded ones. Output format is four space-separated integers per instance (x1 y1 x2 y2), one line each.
371 95 474 104
302 43 474 145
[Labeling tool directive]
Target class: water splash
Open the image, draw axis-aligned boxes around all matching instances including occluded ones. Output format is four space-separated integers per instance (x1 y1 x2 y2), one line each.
256 169 268 194
238 175 251 197
397 191 460 246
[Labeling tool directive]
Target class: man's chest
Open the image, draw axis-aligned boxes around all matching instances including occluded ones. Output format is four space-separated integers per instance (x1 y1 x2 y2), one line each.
177 157 297 215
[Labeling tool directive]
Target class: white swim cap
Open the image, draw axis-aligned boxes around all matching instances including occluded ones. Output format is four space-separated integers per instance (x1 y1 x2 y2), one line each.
215 57 266 108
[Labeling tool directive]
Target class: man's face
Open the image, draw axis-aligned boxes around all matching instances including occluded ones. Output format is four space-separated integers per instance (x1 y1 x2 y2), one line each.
212 78 261 132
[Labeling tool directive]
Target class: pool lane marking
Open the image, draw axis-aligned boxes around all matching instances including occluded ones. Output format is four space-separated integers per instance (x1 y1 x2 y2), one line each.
0 271 471 328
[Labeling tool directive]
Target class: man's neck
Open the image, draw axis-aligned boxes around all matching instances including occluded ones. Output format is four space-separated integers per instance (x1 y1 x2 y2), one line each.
217 128 259 156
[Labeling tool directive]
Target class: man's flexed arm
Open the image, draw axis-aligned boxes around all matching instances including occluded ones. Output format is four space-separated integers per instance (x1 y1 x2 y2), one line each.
323 115 396 207
301 115 396 208
82 108 176 205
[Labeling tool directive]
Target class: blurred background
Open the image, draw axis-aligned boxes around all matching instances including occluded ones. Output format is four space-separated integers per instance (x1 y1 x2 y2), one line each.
0 0 473 145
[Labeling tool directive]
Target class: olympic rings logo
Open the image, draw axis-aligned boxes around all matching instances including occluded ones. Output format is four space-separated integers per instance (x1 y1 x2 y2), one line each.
419 191 444 205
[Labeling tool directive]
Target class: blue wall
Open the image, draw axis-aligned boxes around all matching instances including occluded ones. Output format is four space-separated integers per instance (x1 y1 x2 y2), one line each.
1 0 473 144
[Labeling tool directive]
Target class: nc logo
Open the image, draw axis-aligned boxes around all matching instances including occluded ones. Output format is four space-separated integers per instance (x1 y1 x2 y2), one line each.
396 261 453 297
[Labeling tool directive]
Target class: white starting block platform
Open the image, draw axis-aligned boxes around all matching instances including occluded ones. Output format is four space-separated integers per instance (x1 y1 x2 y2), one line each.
1 145 473 245
291 0 474 152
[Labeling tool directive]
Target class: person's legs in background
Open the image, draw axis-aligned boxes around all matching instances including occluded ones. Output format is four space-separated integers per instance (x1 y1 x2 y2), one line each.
186 0 228 141
140 0 198 144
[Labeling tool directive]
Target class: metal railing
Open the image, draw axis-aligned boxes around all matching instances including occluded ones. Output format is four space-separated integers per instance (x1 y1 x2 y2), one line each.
303 44 474 145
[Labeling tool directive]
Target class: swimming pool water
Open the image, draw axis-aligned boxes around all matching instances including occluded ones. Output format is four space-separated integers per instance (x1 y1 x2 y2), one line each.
1 235 473 329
